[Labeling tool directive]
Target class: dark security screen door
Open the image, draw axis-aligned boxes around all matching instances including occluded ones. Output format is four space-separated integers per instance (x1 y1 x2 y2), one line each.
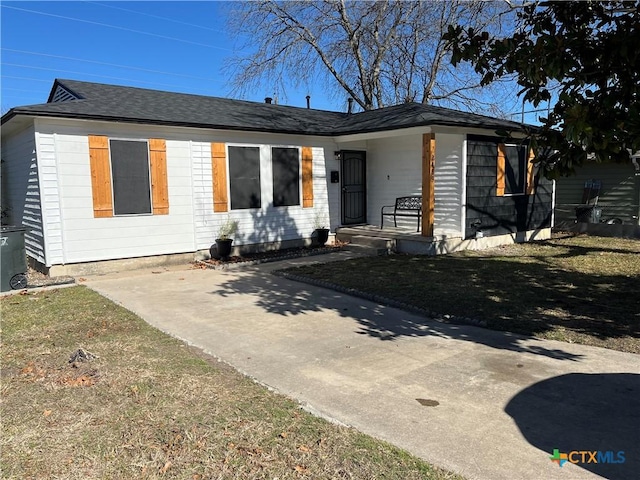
341 151 366 224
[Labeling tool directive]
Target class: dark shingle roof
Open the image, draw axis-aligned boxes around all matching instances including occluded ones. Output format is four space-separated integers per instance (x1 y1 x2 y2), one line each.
2 79 528 135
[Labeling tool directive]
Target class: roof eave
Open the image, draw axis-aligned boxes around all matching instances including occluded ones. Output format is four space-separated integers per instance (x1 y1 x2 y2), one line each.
2 110 337 137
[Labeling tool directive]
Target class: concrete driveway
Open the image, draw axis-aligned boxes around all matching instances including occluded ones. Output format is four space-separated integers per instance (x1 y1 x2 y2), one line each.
85 256 639 480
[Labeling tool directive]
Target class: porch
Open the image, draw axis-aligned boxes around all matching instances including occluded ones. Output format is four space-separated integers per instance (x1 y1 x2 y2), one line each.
336 225 448 255
335 224 548 255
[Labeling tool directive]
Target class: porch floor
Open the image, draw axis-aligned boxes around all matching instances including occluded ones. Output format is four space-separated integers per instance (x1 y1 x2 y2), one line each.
335 224 435 243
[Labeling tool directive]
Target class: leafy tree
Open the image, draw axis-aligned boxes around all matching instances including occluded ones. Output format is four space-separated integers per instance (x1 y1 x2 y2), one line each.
223 0 512 113
445 0 640 177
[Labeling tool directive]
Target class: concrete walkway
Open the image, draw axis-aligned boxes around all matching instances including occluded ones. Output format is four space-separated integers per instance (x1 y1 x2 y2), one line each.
84 254 639 480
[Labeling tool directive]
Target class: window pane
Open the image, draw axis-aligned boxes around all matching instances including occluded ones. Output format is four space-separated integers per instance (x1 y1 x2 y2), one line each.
110 140 152 215
272 147 300 207
504 145 526 195
228 146 261 209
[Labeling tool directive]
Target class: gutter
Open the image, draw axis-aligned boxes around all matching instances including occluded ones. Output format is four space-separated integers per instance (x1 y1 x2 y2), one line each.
3 108 531 139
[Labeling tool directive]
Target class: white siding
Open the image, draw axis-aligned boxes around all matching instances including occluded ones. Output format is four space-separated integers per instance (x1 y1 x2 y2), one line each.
1 125 46 263
360 132 464 235
35 132 64 265
33 119 337 264
366 135 423 229
192 142 214 248
433 133 464 236
192 134 337 250
36 120 196 264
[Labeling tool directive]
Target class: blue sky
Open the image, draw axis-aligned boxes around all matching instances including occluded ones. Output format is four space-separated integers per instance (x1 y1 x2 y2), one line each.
1 1 546 122
1 1 337 113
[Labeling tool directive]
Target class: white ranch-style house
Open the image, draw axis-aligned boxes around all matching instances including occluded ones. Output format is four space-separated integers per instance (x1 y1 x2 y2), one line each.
1 79 553 275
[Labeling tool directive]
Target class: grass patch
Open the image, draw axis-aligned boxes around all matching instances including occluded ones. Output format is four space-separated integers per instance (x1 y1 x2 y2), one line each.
286 234 640 353
1 287 460 479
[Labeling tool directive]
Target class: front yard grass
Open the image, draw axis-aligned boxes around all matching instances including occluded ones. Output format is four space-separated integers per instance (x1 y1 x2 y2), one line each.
287 234 640 353
0 287 460 480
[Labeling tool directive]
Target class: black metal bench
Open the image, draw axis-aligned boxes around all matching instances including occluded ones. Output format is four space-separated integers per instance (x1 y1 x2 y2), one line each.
380 196 422 232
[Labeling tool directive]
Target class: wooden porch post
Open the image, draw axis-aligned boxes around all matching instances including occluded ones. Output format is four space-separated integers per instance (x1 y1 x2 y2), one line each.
422 133 435 237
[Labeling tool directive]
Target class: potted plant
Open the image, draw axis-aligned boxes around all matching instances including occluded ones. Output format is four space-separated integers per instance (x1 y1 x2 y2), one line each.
210 216 238 260
313 210 330 247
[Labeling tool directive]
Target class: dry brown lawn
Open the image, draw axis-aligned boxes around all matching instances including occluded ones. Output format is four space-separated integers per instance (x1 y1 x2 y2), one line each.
1 287 460 480
286 234 640 353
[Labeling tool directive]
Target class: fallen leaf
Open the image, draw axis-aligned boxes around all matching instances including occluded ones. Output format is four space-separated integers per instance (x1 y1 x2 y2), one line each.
279 432 288 439
159 461 172 474
298 445 310 453
294 465 308 473
43 409 52 417
63 374 96 387
78 278 87 282
21 362 35 374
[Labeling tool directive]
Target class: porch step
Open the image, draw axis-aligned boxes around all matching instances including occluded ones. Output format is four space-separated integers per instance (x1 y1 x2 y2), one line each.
340 234 395 255
343 244 390 256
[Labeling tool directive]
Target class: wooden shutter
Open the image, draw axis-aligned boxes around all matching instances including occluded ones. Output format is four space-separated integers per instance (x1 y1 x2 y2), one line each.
496 143 506 197
212 142 228 212
149 138 169 215
526 147 536 195
88 135 113 218
421 133 435 237
302 147 313 208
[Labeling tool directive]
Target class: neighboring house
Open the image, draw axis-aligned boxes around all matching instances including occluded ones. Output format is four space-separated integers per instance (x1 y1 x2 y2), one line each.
554 159 640 229
554 158 640 238
1 79 553 275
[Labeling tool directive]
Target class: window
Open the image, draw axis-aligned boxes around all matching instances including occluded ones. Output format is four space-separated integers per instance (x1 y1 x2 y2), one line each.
109 139 152 215
228 146 261 209
272 147 300 207
88 135 168 218
504 144 527 195
497 143 527 196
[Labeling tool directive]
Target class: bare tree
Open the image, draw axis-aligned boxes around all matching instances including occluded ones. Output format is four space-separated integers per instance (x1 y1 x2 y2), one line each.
223 0 513 113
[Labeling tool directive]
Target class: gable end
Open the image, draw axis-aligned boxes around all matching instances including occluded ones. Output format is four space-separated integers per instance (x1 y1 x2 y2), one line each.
48 84 80 103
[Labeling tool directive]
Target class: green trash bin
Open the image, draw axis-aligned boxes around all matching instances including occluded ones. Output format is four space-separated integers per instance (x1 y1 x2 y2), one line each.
1 226 28 292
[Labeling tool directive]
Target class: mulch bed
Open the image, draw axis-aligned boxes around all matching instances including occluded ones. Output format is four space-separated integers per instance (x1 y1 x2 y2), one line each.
196 244 346 270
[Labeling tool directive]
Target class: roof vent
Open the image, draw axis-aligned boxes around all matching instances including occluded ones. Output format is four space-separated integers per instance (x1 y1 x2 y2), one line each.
347 97 354 114
306 95 311 109
265 97 273 104
50 85 78 103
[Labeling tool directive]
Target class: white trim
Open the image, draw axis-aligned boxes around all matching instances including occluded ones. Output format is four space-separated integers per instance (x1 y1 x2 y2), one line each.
188 140 199 253
334 126 432 143
53 133 67 265
460 137 468 236
33 129 50 266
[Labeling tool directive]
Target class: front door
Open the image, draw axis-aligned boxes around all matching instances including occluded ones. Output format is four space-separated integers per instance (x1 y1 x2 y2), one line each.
341 151 366 225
